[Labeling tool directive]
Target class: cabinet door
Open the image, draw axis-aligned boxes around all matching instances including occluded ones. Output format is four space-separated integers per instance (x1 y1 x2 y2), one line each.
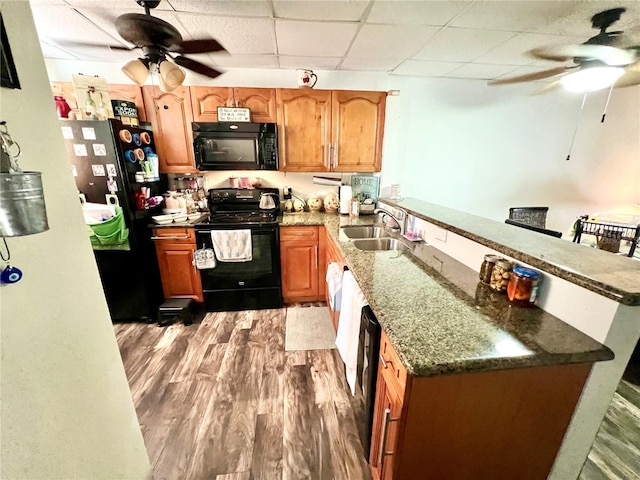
107 84 147 123
142 85 196 173
190 86 234 122
324 227 345 331
370 366 403 480
280 226 321 302
277 89 331 172
154 242 203 302
234 88 277 123
332 90 386 173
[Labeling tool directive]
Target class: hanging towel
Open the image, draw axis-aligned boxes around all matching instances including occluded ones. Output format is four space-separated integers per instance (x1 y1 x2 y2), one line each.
86 206 130 251
326 262 343 311
210 230 252 262
336 270 368 396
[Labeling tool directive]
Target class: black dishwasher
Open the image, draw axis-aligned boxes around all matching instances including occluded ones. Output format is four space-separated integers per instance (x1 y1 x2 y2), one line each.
356 305 381 459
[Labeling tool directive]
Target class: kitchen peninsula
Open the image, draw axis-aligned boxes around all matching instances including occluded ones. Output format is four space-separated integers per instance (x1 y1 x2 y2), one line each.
281 199 638 480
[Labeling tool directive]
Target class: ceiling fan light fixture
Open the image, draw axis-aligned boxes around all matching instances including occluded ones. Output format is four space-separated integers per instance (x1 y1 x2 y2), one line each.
159 59 186 89
122 58 149 86
560 66 625 93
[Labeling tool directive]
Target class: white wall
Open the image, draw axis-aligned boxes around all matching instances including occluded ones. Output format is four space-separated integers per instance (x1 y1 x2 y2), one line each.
381 76 640 233
0 3 151 479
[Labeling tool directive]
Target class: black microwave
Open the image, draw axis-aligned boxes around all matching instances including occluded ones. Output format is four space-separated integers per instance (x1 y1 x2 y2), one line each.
192 122 278 171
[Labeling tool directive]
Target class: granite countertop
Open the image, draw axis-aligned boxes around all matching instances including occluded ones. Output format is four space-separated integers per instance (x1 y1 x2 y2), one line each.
384 198 640 306
280 211 614 378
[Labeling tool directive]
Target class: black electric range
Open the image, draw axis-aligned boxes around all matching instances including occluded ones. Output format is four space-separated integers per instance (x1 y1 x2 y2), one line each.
194 188 282 312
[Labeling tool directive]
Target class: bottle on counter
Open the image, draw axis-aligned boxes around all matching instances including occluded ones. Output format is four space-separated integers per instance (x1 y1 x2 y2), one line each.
490 259 513 292
507 266 542 307
479 254 500 284
349 198 360 218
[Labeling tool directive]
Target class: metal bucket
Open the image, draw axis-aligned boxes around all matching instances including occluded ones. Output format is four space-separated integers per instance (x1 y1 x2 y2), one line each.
0 172 49 236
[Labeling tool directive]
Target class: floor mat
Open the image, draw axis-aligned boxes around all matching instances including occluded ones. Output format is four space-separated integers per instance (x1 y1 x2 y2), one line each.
285 306 337 351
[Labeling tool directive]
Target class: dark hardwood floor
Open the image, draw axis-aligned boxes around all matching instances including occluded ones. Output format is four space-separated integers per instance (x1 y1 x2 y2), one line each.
580 346 640 480
115 309 639 480
114 308 371 480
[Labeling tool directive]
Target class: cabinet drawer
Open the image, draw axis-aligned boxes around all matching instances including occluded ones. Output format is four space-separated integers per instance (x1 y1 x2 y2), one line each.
151 228 195 242
379 331 408 394
280 225 319 241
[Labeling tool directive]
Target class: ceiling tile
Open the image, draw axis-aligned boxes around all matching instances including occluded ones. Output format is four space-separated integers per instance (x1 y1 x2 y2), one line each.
391 59 462 77
167 0 272 16
340 57 401 71
30 5 125 47
450 1 580 33
176 13 275 54
276 20 358 57
38 41 79 60
414 27 516 63
279 55 341 70
64 0 173 9
273 1 369 22
208 53 278 68
446 63 520 80
366 1 472 26
349 24 440 59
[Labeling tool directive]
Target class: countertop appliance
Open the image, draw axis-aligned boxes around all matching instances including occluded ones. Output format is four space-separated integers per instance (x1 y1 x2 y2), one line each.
192 122 278 171
60 119 167 322
194 188 282 312
356 305 382 459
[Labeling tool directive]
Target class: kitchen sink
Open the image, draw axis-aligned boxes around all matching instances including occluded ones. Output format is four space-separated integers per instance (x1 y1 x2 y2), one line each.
341 226 387 239
351 238 410 252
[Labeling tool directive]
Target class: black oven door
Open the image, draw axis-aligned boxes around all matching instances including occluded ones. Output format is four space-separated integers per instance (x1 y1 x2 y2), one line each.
195 224 282 311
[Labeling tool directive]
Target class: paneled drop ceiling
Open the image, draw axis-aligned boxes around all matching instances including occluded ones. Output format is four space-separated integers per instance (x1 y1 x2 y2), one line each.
29 0 640 82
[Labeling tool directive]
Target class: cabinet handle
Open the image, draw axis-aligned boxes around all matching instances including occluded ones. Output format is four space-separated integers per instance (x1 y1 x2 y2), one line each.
379 353 388 369
151 235 191 240
163 105 169 110
333 142 338 169
326 143 332 169
378 408 398 466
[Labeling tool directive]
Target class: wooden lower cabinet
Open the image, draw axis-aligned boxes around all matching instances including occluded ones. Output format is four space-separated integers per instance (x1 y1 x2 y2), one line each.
324 227 346 331
280 226 326 303
369 332 593 480
152 227 203 302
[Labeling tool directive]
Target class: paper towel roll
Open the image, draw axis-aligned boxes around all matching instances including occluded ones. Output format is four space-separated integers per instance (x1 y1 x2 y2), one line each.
339 185 352 214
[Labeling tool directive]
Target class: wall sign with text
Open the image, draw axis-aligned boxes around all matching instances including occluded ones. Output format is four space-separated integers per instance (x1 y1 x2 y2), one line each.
217 107 251 122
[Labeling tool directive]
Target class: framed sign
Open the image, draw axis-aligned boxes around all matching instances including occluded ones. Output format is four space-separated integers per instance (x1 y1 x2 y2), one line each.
0 14 21 90
217 107 251 122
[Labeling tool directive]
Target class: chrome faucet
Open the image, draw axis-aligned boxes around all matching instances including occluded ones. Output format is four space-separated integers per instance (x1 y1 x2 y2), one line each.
374 207 406 235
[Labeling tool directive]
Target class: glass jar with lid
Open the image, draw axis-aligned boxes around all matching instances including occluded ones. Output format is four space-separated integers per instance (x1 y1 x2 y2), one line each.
490 259 513 292
479 254 500 284
507 266 542 306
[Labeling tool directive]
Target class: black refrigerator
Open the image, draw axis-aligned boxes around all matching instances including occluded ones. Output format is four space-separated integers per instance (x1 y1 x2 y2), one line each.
60 118 167 322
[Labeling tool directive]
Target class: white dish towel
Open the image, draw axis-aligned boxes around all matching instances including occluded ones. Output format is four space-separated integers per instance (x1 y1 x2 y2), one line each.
336 270 368 396
210 230 252 262
325 262 343 311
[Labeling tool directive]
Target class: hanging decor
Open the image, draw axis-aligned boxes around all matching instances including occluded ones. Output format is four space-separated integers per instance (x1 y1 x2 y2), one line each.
0 121 50 285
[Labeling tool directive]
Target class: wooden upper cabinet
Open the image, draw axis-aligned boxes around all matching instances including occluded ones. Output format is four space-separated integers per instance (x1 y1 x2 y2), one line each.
234 88 277 123
107 83 147 123
142 85 196 174
190 86 234 121
277 89 332 172
191 87 276 123
332 90 386 172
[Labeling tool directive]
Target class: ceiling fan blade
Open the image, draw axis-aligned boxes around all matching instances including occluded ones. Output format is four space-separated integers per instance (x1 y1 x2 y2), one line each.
614 64 640 88
531 80 563 95
528 44 636 66
173 55 223 79
488 67 570 86
172 39 226 54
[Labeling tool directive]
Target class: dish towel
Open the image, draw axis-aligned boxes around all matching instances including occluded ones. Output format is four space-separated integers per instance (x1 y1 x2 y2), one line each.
210 230 252 262
325 262 343 311
336 270 368 396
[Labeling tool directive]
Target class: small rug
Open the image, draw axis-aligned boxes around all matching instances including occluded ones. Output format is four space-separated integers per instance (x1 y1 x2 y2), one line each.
285 306 337 351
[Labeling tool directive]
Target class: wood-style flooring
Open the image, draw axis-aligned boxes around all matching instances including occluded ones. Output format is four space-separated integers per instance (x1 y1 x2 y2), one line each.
580 351 640 480
114 307 371 480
